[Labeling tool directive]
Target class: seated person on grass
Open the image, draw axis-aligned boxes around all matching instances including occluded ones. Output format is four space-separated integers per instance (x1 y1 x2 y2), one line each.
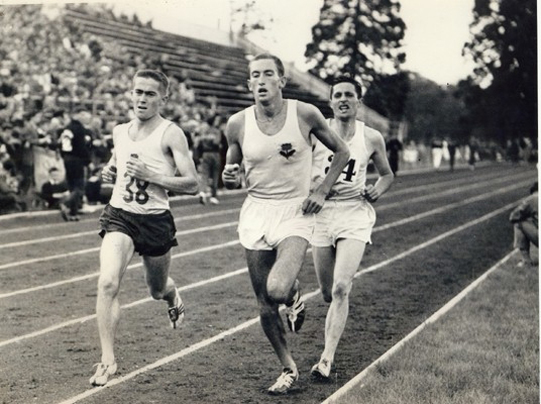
509 181 538 267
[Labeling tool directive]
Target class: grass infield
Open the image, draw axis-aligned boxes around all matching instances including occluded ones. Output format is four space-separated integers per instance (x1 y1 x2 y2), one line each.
328 250 539 404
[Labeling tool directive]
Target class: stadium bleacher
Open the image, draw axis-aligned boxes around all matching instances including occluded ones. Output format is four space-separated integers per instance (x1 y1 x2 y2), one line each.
63 7 334 117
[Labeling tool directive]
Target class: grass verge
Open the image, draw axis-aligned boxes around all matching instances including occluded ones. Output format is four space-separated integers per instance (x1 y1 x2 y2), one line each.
331 250 539 404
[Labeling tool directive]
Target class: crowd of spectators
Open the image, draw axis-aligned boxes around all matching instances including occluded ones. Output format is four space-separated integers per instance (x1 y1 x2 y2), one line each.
0 3 227 214
0 4 536 215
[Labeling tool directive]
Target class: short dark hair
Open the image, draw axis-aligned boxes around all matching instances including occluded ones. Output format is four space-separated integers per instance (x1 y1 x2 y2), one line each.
133 69 170 96
249 53 285 77
330 75 363 99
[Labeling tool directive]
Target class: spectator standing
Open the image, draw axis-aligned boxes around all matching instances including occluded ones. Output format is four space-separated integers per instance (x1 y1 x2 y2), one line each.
59 106 92 221
196 119 223 205
431 137 444 170
402 140 419 170
447 138 457 171
386 133 403 175
468 136 479 170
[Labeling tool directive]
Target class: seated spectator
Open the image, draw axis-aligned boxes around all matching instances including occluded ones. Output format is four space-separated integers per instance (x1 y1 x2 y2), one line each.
85 165 112 205
509 181 538 267
0 169 26 214
40 166 69 209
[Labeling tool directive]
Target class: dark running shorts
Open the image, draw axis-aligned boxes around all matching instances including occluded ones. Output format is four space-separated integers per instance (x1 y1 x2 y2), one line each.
99 204 178 257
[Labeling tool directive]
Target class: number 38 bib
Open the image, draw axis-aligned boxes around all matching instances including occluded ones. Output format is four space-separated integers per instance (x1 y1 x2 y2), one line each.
109 120 176 214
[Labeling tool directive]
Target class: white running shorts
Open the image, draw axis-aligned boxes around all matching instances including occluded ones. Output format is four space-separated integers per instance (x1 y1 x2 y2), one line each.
311 199 376 247
238 196 315 251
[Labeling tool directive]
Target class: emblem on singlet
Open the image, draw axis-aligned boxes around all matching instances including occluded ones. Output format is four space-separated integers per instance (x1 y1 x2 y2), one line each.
279 143 296 159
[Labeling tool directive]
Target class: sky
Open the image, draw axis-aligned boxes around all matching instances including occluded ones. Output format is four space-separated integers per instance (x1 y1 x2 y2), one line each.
2 0 478 85
111 0 478 85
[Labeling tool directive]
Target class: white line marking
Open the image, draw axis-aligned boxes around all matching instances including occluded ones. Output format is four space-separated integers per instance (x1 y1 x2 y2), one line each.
0 173 528 270
41 203 518 404
0 221 237 270
0 211 239 249
0 245 242 348
0 169 527 239
320 250 517 404
0 240 239 300
0 180 526 299
2 199 510 347
57 317 262 404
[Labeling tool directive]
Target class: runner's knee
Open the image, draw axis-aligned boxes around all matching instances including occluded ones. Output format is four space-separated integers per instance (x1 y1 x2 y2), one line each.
332 281 352 301
97 275 121 297
266 280 289 304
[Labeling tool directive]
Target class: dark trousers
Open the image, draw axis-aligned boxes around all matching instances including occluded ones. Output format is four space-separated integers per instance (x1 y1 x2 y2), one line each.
63 156 86 215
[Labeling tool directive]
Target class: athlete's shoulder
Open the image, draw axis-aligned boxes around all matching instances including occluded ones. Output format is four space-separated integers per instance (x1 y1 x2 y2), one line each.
111 121 131 141
363 124 384 142
296 99 321 117
225 109 246 140
228 109 247 125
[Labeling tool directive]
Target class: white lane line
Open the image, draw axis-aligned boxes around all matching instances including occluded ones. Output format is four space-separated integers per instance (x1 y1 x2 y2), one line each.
0 221 238 270
54 201 518 404
321 251 517 404
0 242 242 349
0 171 529 269
0 240 239 301
0 180 527 299
0 169 527 240
0 210 240 249
378 173 526 210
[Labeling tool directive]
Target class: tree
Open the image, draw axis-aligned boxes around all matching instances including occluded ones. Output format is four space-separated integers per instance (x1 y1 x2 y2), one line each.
403 73 470 145
230 0 274 37
304 0 406 87
363 71 410 120
461 0 537 144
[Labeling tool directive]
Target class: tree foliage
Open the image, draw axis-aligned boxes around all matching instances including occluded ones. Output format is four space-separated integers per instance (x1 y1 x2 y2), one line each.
363 71 409 120
461 0 537 143
231 0 274 36
404 74 470 144
304 0 406 87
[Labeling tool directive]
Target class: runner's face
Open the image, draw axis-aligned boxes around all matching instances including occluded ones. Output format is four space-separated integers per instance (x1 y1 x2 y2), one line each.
247 59 285 103
131 77 166 121
330 82 359 120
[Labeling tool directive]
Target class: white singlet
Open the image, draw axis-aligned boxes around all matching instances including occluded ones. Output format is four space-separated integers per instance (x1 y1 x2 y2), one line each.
109 119 175 214
242 99 312 200
312 120 370 200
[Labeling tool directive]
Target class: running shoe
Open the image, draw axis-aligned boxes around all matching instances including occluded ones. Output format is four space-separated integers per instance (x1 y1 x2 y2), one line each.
311 359 332 379
168 288 185 329
60 204 69 221
285 289 305 333
89 362 117 386
209 197 220 205
267 368 298 395
198 192 208 205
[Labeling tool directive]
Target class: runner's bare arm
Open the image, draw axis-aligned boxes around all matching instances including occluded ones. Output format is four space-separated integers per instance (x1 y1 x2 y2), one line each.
363 128 394 202
298 102 350 213
222 112 244 189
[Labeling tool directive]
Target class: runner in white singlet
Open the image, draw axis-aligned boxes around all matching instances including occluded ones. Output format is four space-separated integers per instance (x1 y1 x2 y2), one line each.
309 75 394 380
221 53 350 395
90 70 199 387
